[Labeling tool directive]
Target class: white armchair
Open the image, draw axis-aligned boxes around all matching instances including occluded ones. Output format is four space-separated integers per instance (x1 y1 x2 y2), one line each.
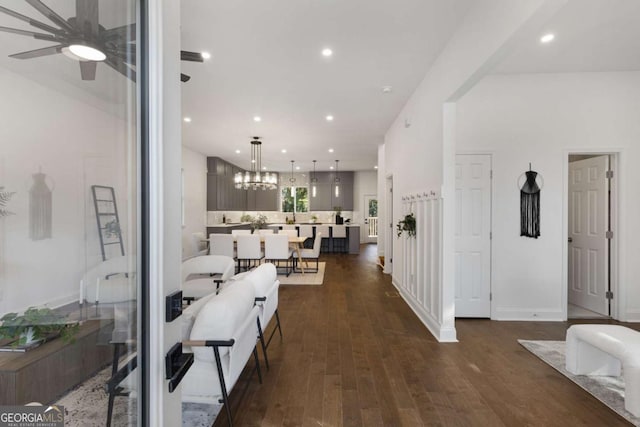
81 256 136 306
182 283 262 426
182 255 235 300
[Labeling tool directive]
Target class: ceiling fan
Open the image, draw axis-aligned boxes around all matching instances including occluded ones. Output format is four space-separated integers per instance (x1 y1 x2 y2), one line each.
0 0 203 82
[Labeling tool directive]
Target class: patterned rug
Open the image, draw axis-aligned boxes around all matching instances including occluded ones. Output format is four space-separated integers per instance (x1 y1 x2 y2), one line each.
518 340 639 426
54 365 220 426
278 262 325 285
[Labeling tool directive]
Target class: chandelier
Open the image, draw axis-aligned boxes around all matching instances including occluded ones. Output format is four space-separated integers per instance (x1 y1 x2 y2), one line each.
234 137 278 190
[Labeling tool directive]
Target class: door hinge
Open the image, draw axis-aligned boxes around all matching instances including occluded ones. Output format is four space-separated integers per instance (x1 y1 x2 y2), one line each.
389 223 393 229
489 231 493 240
490 170 493 179
606 170 614 179
390 258 393 263
606 230 613 239
606 290 613 300
490 292 492 301
390 188 393 193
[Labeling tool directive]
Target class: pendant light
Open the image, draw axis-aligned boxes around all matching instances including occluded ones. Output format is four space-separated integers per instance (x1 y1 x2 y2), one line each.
311 160 318 198
289 160 296 197
334 160 340 198
234 137 278 190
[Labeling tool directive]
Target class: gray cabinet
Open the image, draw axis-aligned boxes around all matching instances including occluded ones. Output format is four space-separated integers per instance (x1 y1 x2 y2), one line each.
207 157 278 211
309 171 353 211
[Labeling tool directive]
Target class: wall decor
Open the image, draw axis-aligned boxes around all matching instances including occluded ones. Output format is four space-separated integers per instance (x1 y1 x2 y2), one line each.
519 164 543 239
29 170 53 241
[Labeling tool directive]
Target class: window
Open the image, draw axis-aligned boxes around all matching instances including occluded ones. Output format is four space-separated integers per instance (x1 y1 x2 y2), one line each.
281 187 309 213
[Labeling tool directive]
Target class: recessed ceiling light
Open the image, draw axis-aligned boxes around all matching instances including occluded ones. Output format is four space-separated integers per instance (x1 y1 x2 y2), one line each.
235 149 241 154
382 86 393 93
326 115 334 121
262 166 267 170
253 116 262 122
295 166 300 170
374 165 378 169
329 166 334 170
321 48 333 57
540 33 555 43
201 51 211 60
281 149 287 153
328 148 334 153
183 117 192 123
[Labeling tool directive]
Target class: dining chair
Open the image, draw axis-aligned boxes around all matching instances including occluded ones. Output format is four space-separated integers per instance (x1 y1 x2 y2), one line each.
298 225 314 248
236 234 264 272
231 229 251 236
264 234 293 276
257 229 274 236
293 232 322 273
208 233 235 258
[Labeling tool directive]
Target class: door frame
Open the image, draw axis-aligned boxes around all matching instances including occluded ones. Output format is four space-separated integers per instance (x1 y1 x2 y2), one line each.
563 149 622 321
384 175 393 275
363 193 378 243
455 150 494 318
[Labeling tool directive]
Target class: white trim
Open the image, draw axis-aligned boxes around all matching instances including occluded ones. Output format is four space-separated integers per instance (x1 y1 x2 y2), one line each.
493 307 564 321
626 309 640 323
384 174 393 275
562 149 624 321
392 278 458 342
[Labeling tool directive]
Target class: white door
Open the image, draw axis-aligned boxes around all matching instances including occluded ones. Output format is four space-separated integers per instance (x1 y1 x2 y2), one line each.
568 156 609 315
364 195 378 243
454 154 492 317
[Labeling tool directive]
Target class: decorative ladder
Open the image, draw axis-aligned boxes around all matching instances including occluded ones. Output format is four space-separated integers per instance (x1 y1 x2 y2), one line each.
91 185 125 261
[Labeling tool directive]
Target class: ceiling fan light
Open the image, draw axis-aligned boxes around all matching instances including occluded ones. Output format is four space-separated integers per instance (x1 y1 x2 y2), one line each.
69 44 106 61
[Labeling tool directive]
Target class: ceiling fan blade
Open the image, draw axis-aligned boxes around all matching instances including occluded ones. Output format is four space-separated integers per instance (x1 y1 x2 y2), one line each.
180 73 191 82
9 44 67 59
76 0 99 36
0 6 64 35
180 51 204 63
0 26 59 42
105 57 136 82
102 24 136 42
26 0 75 33
80 61 97 80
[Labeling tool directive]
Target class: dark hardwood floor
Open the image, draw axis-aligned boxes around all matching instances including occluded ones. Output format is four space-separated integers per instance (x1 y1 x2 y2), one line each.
214 244 638 426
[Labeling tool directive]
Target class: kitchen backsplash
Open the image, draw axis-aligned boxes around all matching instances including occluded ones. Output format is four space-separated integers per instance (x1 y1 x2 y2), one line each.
207 210 353 225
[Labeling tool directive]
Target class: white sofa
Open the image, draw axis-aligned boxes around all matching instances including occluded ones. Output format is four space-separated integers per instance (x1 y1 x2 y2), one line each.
566 324 640 416
182 281 262 425
226 263 282 370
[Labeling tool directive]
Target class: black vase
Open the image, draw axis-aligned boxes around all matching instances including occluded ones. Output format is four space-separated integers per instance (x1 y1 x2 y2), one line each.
335 215 344 225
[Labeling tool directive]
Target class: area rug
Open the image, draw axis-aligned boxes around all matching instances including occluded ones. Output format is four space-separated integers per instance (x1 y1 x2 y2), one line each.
518 339 639 426
278 262 325 285
54 365 220 427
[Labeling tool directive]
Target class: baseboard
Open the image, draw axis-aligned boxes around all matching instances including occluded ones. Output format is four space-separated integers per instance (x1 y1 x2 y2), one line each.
392 278 458 343
493 307 565 321
625 309 640 323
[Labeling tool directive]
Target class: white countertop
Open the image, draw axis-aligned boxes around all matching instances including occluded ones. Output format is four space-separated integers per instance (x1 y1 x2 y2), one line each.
206 222 251 227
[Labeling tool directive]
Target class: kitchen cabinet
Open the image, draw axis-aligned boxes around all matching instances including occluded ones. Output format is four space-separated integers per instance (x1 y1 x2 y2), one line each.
309 171 354 211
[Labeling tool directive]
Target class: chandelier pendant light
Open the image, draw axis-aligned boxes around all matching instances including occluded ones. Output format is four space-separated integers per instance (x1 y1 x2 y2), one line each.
334 160 340 198
234 137 277 190
311 160 318 198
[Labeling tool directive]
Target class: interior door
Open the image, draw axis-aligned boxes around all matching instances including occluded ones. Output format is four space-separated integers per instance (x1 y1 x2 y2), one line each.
454 154 492 318
568 156 609 315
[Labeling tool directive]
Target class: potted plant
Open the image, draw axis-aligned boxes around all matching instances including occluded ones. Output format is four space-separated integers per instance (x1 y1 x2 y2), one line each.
396 213 416 238
0 307 79 350
310 214 318 224
250 214 268 232
333 206 343 225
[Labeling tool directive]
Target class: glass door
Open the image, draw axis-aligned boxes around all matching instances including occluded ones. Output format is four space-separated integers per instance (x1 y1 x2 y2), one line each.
0 1 144 425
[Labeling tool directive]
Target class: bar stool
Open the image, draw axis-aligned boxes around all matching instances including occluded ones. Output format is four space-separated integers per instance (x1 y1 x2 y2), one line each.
332 225 347 253
316 225 330 253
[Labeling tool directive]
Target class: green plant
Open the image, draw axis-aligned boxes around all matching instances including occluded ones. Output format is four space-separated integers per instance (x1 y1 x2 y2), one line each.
240 214 253 223
333 206 342 216
0 186 15 217
396 213 416 238
251 214 268 230
0 307 79 346
103 219 121 238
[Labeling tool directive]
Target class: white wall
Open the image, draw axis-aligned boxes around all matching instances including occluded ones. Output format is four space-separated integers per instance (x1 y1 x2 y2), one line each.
381 0 565 341
353 171 377 243
457 72 640 321
181 147 207 259
0 68 130 315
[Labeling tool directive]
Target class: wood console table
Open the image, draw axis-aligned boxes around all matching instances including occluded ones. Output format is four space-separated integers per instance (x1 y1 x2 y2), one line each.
0 319 113 405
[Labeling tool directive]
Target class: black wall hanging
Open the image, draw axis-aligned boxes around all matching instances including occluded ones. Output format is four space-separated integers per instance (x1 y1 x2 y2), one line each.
519 163 543 238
